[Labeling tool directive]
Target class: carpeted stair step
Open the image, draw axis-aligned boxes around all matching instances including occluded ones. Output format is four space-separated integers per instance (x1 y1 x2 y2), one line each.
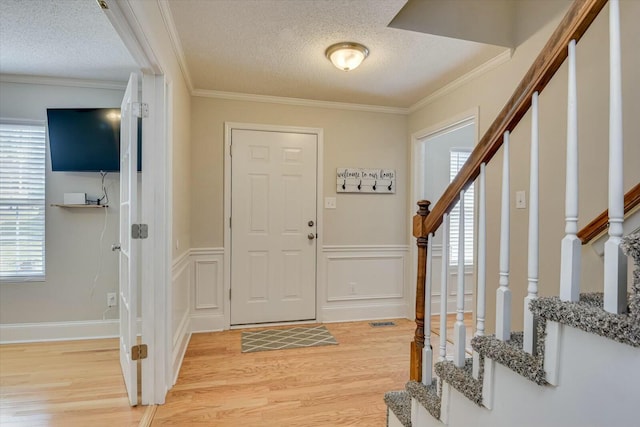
406 379 440 420
384 390 412 427
434 358 483 406
530 292 639 348
471 328 547 385
621 232 640 322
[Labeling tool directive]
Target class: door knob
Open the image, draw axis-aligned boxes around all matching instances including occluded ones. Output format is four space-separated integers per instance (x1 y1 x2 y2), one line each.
307 233 316 240
111 243 121 251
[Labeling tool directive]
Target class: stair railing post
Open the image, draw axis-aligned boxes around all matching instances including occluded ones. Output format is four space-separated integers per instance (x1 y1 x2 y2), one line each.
440 213 450 361
473 163 486 379
411 200 431 382
423 233 435 385
454 191 466 368
604 0 628 314
560 39 581 302
496 132 512 341
524 91 540 355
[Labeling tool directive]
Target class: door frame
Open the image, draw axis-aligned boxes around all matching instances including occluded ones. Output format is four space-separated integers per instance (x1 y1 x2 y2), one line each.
103 0 171 405
408 108 478 320
224 122 324 328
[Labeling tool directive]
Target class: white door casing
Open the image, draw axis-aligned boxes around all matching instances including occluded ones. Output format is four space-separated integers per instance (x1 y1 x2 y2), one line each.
409 110 478 319
119 72 139 406
230 129 318 325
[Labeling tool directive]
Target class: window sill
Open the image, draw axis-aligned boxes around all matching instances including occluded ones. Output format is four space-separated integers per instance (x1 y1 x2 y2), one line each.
1 276 46 283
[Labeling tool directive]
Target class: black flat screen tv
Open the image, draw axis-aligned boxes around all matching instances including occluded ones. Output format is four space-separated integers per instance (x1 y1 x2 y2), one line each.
46 108 141 172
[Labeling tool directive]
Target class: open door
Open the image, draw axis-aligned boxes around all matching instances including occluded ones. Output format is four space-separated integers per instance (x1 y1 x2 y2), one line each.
118 72 140 406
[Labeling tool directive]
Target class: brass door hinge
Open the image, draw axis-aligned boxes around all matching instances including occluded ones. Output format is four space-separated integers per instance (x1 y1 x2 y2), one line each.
132 344 148 361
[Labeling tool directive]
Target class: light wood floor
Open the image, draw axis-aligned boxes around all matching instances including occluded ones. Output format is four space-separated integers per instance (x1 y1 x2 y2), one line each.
0 315 474 427
0 338 145 427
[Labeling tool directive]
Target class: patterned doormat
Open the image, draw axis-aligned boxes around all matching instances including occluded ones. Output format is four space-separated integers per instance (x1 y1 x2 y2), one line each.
241 325 338 353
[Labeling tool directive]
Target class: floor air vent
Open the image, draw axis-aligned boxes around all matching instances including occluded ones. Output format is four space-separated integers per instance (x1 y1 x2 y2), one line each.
369 321 396 327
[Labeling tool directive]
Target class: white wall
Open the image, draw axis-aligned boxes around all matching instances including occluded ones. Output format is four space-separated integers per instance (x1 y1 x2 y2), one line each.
0 81 124 325
408 0 640 333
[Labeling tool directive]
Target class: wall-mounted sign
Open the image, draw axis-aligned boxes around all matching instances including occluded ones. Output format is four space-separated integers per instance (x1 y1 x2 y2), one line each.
336 168 396 193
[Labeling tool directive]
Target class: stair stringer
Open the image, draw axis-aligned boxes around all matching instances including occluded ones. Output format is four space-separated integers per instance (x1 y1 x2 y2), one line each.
431 323 639 427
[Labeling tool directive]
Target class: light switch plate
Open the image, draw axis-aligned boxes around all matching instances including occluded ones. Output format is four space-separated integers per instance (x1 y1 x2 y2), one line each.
325 197 336 209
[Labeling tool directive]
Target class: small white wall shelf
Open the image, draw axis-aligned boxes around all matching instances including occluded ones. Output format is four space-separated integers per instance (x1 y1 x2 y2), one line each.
336 168 396 193
51 204 108 208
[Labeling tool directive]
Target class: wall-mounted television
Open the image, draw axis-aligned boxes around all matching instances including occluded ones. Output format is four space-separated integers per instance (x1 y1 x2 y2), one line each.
46 108 141 172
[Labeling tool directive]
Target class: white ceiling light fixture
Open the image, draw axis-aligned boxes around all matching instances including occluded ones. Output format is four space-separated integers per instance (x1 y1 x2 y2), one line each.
325 42 369 71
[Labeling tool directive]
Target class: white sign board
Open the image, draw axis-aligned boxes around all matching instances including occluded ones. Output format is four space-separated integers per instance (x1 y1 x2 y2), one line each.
336 168 396 193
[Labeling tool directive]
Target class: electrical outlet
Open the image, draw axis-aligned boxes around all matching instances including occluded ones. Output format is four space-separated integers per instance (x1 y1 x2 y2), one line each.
349 282 357 295
515 190 527 209
107 292 117 307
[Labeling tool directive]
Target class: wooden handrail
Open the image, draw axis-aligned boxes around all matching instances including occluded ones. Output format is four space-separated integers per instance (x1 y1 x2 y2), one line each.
578 183 640 244
419 0 608 237
410 0 608 382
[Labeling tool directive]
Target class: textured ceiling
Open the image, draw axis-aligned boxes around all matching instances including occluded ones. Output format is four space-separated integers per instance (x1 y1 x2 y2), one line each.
0 0 509 109
166 0 508 108
0 0 137 82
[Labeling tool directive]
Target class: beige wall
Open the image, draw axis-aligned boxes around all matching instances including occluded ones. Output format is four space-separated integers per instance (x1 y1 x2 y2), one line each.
409 0 640 332
190 98 408 248
0 81 124 323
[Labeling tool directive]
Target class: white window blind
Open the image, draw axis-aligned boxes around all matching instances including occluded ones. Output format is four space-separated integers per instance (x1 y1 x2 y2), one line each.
449 149 474 266
0 122 46 281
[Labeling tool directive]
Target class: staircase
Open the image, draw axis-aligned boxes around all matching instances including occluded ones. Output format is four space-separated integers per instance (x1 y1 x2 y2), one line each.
386 0 639 425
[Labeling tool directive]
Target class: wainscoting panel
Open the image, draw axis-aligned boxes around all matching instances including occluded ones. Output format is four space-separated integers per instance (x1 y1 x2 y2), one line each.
171 251 191 383
190 248 225 333
321 245 409 322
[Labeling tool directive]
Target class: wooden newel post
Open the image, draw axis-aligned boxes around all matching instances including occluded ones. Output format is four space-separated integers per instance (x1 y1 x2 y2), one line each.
411 200 431 381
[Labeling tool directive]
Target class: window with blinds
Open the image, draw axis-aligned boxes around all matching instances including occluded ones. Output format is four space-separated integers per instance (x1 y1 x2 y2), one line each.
449 149 474 266
0 122 46 281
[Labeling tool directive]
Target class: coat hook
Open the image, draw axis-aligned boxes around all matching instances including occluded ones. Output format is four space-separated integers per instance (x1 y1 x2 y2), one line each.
357 180 362 190
373 180 377 191
342 179 346 190
388 181 393 191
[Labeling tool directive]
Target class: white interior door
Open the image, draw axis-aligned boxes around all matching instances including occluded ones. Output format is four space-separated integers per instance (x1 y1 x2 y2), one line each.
231 129 317 325
119 72 139 405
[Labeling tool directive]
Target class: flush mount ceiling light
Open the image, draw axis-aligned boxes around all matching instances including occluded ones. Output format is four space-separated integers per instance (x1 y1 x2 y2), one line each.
325 42 369 71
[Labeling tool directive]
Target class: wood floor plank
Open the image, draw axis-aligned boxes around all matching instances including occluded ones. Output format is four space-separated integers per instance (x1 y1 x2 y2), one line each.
152 319 416 426
0 338 145 427
0 315 474 426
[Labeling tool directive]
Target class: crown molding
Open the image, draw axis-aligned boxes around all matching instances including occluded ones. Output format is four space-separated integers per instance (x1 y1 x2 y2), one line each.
157 0 194 92
192 89 409 115
408 49 513 114
0 74 126 90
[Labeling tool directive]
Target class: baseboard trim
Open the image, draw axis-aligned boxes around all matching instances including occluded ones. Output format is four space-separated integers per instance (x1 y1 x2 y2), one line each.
190 313 225 333
0 318 142 344
171 330 191 386
321 302 408 323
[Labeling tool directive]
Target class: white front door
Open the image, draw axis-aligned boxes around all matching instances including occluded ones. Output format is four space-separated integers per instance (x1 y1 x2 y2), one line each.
119 72 139 405
230 129 317 325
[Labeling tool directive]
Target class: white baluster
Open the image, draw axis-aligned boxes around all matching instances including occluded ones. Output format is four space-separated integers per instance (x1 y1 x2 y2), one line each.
496 131 511 342
524 92 540 355
454 192 466 368
604 0 628 314
423 233 434 385
560 39 581 302
439 214 449 361
473 163 486 379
